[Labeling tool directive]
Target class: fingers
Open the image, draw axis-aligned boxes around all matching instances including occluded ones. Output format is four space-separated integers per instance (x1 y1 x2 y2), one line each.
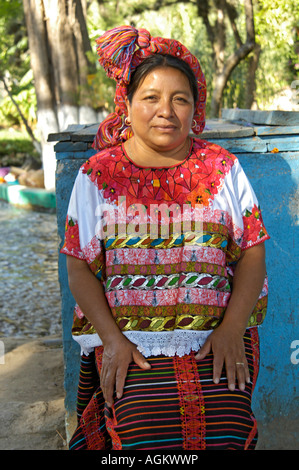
115 366 128 401
100 345 151 407
195 332 251 392
132 349 151 370
225 358 250 391
194 338 211 361
212 354 224 386
115 350 151 402
213 351 251 391
211 355 250 392
235 360 251 390
100 354 118 408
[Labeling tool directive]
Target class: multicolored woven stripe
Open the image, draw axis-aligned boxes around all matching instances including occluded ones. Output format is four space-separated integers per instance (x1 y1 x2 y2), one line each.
92 26 206 150
69 328 259 450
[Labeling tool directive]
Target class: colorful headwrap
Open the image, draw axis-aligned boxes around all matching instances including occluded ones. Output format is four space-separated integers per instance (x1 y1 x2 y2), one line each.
92 25 206 150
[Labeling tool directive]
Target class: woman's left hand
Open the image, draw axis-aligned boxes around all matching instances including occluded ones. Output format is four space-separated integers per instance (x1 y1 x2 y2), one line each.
195 324 250 391
195 244 266 391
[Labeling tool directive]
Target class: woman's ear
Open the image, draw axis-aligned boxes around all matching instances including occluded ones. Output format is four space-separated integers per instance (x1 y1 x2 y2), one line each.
125 96 131 122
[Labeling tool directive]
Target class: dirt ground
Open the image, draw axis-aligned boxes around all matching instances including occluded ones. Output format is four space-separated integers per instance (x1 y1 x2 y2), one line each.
0 335 66 450
0 335 298 451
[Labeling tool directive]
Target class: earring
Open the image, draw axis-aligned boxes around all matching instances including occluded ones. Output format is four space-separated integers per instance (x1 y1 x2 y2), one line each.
192 119 197 129
125 117 131 126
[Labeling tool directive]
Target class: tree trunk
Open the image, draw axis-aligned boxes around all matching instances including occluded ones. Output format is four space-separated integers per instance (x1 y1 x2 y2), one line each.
22 0 97 189
71 0 98 122
245 43 261 110
22 0 58 189
209 0 256 117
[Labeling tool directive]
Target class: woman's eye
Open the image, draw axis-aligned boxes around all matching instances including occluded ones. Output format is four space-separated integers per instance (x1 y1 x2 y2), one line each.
174 96 188 103
145 95 158 100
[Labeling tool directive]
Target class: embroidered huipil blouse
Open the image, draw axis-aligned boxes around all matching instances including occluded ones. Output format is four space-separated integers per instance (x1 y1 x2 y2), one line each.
61 138 270 357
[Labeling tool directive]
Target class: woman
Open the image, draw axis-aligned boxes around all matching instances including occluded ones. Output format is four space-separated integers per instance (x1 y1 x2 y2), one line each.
61 26 270 450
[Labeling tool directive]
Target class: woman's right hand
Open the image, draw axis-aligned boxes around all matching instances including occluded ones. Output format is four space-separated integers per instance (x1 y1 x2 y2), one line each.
100 336 151 407
66 256 151 407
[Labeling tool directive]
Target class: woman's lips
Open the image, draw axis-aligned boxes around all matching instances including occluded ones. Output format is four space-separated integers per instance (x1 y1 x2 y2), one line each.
153 125 177 132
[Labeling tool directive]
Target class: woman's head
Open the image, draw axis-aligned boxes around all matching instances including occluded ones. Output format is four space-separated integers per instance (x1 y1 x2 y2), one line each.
125 65 195 154
126 54 199 105
92 26 206 150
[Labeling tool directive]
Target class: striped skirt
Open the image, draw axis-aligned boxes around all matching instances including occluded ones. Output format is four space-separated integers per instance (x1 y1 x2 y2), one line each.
69 328 259 450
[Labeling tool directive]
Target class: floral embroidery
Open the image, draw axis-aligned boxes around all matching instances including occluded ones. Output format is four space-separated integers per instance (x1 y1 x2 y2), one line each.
63 216 81 253
188 183 210 206
187 150 235 207
82 139 236 209
243 204 267 245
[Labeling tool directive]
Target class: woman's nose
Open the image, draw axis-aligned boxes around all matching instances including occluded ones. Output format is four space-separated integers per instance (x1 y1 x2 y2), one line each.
157 98 174 117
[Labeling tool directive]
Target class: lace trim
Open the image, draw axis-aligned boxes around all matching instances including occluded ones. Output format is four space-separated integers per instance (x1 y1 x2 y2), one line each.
72 329 213 357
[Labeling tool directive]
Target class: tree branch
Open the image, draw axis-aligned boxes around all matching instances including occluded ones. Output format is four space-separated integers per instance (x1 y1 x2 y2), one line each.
244 0 255 43
0 74 41 154
196 0 217 56
225 1 242 48
214 0 226 68
210 0 256 117
130 0 195 16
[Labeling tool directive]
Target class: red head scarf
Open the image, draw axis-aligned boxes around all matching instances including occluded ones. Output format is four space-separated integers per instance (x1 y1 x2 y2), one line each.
92 25 206 150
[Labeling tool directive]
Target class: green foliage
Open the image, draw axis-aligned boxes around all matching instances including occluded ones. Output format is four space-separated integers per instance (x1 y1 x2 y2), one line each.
0 128 39 167
0 0 37 128
0 70 37 127
86 1 214 113
0 0 297 133
0 129 35 154
254 0 299 108
85 0 298 115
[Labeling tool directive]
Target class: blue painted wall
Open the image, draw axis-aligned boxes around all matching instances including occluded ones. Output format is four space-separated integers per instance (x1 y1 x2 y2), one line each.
238 151 298 420
55 128 299 441
56 152 95 436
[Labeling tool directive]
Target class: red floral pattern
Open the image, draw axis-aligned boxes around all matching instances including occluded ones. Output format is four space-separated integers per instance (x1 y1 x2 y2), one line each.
82 139 236 209
242 204 267 248
62 216 82 257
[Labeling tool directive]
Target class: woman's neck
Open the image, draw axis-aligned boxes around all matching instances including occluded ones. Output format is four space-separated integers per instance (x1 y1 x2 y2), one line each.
124 136 191 168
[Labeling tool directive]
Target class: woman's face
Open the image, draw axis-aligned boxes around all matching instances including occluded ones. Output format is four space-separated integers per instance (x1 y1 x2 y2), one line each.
125 67 195 153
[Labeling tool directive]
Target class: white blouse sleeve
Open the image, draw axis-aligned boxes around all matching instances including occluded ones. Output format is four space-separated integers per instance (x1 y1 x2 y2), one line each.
215 158 270 252
60 168 105 265
231 159 270 250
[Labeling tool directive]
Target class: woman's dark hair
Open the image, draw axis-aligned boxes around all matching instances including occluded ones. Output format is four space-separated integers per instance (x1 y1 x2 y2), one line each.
127 54 198 104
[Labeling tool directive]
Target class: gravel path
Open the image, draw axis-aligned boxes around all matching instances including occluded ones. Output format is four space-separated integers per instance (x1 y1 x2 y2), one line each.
0 201 61 338
0 201 66 450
